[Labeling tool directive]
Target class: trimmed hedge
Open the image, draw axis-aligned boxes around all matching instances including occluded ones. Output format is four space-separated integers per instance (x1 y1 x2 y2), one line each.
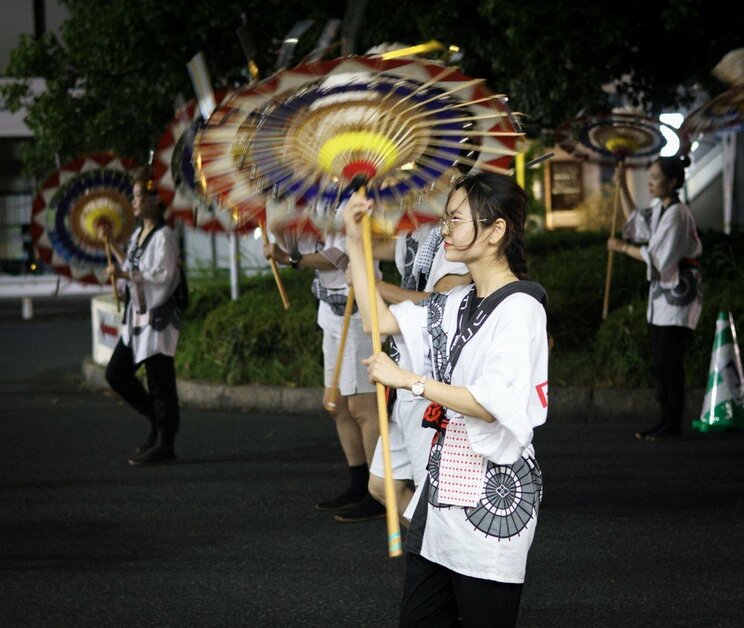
176 270 322 386
537 228 744 388
177 229 744 388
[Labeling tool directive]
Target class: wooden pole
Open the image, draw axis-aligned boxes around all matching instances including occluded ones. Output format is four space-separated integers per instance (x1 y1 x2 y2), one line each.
602 180 622 320
361 212 402 558
260 221 290 310
324 286 354 412
103 235 120 313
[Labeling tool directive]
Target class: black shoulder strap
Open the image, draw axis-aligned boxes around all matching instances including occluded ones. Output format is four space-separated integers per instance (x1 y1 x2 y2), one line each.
442 281 547 384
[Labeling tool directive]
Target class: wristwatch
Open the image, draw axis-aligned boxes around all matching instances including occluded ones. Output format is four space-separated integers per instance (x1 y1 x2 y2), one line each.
289 250 303 269
411 375 427 397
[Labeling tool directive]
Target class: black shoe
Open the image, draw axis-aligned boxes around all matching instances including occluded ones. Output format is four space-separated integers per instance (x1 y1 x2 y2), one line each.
135 430 158 454
334 494 386 523
315 487 366 512
634 422 665 441
128 433 177 466
645 427 685 442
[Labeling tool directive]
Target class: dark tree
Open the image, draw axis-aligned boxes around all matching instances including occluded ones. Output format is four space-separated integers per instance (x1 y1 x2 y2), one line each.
2 0 742 178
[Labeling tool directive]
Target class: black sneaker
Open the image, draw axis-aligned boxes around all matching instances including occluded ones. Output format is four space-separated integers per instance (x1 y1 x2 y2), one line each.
134 430 157 454
645 427 685 442
128 444 177 466
634 422 665 441
315 488 366 512
334 494 386 523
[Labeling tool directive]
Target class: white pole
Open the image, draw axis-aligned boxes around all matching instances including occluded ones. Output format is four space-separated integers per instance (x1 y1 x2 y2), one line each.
229 230 240 301
21 297 33 320
722 131 736 235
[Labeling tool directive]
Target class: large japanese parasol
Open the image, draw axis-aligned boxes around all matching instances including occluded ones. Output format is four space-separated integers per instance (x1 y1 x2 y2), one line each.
195 54 523 557
556 112 687 319
555 112 682 167
680 86 744 235
195 55 522 235
152 92 254 233
679 86 744 138
30 152 139 285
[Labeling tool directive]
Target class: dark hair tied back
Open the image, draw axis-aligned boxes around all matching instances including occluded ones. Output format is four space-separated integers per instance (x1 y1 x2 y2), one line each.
653 153 691 190
448 171 529 279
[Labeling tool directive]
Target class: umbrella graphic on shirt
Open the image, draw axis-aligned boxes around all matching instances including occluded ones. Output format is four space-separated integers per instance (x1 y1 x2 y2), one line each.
465 456 542 539
30 152 139 285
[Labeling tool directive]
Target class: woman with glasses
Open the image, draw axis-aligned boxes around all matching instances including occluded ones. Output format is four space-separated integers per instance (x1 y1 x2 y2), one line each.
345 172 548 627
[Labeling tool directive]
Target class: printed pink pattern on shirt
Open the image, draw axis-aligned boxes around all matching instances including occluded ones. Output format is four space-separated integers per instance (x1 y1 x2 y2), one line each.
437 415 486 507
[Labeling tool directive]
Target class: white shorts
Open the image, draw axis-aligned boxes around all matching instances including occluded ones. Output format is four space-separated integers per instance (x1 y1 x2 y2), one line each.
370 396 433 486
322 317 376 396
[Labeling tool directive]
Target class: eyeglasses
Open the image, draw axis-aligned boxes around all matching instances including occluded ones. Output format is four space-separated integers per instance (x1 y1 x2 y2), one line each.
438 215 488 233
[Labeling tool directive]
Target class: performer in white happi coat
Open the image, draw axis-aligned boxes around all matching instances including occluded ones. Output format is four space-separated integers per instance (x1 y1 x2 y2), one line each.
103 174 182 465
367 222 470 516
264 202 385 522
608 155 702 441
345 172 549 627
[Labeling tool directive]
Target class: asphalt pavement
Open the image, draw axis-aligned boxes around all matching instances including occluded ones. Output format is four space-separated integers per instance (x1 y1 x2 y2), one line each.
1 296 743 627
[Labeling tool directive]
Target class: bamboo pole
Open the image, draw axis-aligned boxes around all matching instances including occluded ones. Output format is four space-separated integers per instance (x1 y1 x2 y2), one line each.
602 180 622 320
103 235 120 313
260 220 290 310
361 212 402 558
324 286 355 412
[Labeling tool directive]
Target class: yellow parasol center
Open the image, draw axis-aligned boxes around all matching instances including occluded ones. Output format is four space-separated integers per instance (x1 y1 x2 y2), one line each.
317 131 399 175
604 136 642 156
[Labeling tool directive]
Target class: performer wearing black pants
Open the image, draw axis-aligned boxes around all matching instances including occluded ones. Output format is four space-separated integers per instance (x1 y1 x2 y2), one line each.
102 173 182 464
346 173 549 627
106 342 180 456
608 155 702 441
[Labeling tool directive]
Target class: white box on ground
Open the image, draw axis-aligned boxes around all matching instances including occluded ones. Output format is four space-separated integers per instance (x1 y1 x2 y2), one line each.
91 293 122 366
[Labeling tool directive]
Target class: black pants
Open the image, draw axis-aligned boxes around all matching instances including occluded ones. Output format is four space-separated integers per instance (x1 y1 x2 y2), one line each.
399 552 523 628
105 339 180 435
650 324 692 431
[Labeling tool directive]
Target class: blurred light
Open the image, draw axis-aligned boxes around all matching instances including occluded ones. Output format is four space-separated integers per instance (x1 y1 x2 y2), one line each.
659 113 683 157
254 227 262 240
691 140 700 152
660 113 683 129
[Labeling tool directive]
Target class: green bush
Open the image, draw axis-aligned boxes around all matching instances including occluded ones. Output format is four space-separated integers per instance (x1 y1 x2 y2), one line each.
176 228 744 388
538 227 744 388
176 269 323 386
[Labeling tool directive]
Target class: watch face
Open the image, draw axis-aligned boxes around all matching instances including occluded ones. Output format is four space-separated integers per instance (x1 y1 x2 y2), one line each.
411 382 424 396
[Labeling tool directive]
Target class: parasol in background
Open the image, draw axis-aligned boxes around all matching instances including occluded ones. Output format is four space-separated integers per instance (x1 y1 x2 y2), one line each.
555 111 682 168
679 86 744 138
555 111 687 319
152 91 247 234
195 52 523 557
30 152 139 286
680 85 744 235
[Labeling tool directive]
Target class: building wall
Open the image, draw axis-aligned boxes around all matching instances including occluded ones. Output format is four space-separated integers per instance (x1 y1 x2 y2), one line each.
0 0 68 72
